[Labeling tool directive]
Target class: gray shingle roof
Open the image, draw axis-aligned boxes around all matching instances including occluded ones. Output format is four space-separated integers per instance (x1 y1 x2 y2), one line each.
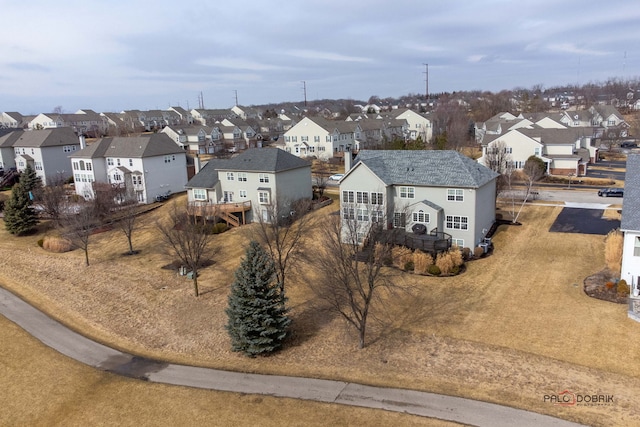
353 150 499 188
11 127 79 147
72 133 183 159
621 154 639 231
184 159 228 189
217 148 311 172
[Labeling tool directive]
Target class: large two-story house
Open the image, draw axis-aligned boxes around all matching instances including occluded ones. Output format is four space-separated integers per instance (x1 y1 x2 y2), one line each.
185 148 311 226
69 133 187 203
339 150 499 250
621 154 640 302
282 116 358 160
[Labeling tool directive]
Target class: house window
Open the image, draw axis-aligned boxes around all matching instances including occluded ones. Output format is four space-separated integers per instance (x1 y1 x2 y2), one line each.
393 212 406 228
412 210 429 223
73 161 79 170
447 189 464 202
193 189 207 200
226 172 234 181
356 191 369 204
117 159 121 166
259 174 269 183
239 190 247 198
399 187 415 199
238 173 247 182
452 238 464 247
301 136 308 142
259 191 270 204
342 191 354 203
129 159 133 167
371 192 383 205
34 162 43 171
446 215 468 230
635 237 640 257
342 207 355 219
63 145 74 152
86 162 92 171
371 210 384 223
285 136 290 142
164 155 172 163
132 175 142 185
357 208 369 221
504 147 512 154
113 173 122 182
107 158 114 166
292 136 297 142
314 136 320 142
534 147 541 156
318 146 325 152
309 146 315 153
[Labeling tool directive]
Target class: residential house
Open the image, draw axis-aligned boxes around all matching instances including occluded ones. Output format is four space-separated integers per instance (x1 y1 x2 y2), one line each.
190 108 236 126
185 148 311 226
231 105 262 121
622 154 640 320
384 108 432 142
0 129 23 171
168 106 194 124
28 110 108 137
69 133 187 203
161 124 224 154
340 150 499 250
10 127 80 185
282 116 357 160
1 112 24 128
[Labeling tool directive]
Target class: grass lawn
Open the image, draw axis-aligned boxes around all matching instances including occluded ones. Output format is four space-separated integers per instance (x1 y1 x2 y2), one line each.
1 194 639 426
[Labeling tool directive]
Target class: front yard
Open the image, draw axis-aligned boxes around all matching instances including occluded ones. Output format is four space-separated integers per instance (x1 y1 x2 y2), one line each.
1 196 639 426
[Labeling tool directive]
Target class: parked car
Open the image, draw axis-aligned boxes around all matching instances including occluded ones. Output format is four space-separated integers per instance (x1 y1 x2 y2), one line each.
598 188 624 197
329 173 344 181
621 141 638 148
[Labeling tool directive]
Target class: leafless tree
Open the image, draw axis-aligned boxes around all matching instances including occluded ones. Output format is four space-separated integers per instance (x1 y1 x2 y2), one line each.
483 140 514 199
308 201 400 349
252 197 314 293
63 201 98 266
115 198 140 255
36 173 69 227
157 202 217 297
313 161 330 196
505 156 546 224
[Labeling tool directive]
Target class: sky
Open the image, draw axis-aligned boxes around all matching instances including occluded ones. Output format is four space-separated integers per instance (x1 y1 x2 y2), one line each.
1 0 639 115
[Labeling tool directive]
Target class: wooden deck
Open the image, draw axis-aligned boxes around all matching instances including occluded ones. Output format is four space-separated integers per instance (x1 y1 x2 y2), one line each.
188 201 252 227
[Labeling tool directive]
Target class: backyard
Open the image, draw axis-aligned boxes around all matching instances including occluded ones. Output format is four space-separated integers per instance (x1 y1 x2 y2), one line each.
0 195 639 426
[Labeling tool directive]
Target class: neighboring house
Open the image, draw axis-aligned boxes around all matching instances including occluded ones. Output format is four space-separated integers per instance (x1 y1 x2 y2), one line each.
185 148 311 226
340 150 499 250
282 116 357 160
1 112 24 128
384 108 432 142
28 110 108 137
0 129 23 171
478 127 593 176
161 125 223 153
622 154 640 320
11 127 80 185
168 106 194 124
69 133 188 203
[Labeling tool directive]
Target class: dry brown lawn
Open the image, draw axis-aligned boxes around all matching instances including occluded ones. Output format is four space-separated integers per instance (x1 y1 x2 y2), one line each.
1 194 639 426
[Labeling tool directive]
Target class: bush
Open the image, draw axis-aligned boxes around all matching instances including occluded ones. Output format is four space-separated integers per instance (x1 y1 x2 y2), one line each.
462 247 471 260
436 252 455 275
618 279 630 296
605 281 615 290
212 223 228 234
37 238 44 247
391 246 413 269
474 246 485 258
374 242 393 266
413 250 433 274
427 264 441 276
42 235 73 253
403 261 415 272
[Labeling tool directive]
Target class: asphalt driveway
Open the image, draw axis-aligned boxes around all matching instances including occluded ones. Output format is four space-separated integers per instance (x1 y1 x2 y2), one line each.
549 207 620 235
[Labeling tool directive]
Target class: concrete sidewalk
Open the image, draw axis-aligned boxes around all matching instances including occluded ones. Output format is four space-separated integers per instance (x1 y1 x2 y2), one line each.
0 286 584 427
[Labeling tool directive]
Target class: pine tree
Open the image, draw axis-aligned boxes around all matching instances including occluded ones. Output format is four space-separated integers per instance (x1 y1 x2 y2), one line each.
226 241 291 357
20 164 42 195
3 174 38 235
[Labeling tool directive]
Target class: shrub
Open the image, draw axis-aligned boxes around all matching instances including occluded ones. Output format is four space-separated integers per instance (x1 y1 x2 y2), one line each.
403 261 415 272
449 246 464 267
391 246 413 268
427 264 441 276
413 250 433 274
462 247 471 260
212 223 228 234
37 238 44 247
42 235 73 253
436 252 455 275
618 279 630 296
604 229 623 274
451 265 460 275
605 281 615 290
374 242 393 266
474 246 485 258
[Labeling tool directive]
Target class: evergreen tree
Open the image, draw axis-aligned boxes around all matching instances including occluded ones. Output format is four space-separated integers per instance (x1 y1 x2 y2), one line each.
3 172 38 235
20 164 42 195
226 241 291 357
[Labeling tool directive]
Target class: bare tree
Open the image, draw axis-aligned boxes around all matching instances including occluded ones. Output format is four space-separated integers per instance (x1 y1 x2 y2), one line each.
36 173 69 227
483 140 513 200
312 161 330 197
506 156 546 224
115 199 140 255
157 202 217 297
252 197 314 293
63 202 98 266
308 201 399 349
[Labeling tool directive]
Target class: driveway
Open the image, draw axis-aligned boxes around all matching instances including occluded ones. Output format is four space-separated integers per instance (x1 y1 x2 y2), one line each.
549 207 620 235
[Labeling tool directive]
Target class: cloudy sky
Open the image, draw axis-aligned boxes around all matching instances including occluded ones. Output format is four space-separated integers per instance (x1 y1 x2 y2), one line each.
1 0 639 114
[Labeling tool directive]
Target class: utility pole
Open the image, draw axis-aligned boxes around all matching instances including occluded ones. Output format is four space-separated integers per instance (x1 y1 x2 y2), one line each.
234 90 239 106
423 63 429 101
302 81 307 107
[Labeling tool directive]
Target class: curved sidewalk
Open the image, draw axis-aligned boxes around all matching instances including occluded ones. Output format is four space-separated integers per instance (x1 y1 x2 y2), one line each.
0 287 584 427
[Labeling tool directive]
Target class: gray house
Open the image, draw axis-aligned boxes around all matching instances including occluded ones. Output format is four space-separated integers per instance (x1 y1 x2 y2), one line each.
339 150 499 250
185 148 312 226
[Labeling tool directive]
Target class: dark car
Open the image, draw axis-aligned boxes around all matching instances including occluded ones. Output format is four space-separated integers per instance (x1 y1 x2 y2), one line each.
598 188 624 197
621 142 638 148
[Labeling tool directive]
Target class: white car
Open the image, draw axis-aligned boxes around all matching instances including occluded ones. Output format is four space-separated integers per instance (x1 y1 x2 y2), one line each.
329 174 344 181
